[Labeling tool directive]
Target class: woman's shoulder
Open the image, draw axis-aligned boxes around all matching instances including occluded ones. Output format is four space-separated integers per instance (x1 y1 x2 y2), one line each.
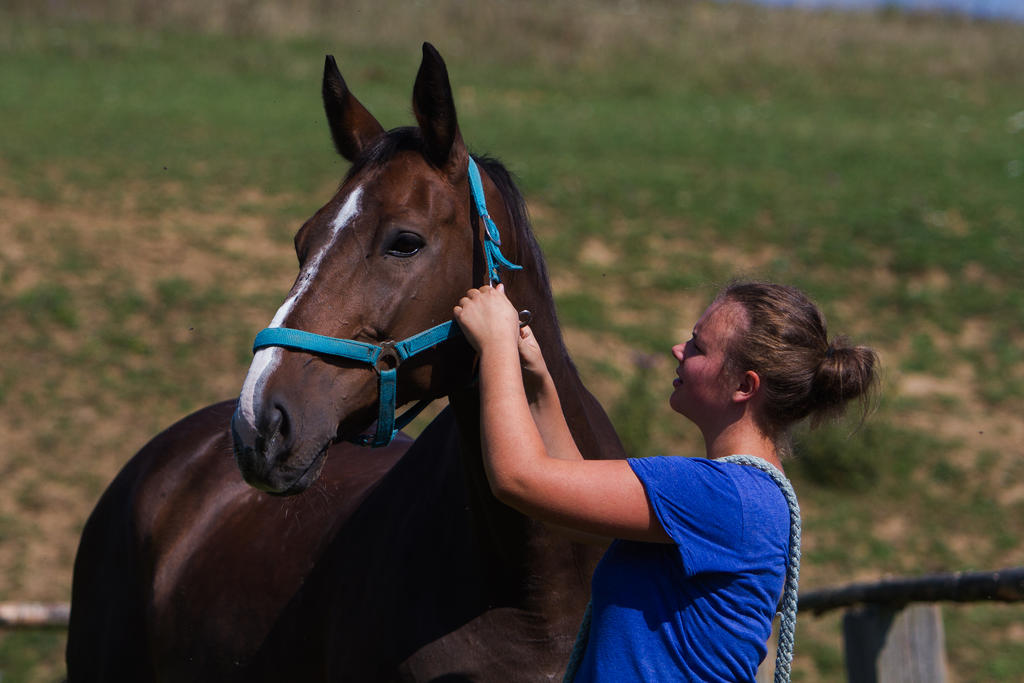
719 459 792 538
627 455 743 506
626 455 717 480
628 454 760 482
629 455 789 521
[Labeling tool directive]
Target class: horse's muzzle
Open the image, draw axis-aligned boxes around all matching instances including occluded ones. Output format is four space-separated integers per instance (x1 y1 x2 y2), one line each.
230 405 326 495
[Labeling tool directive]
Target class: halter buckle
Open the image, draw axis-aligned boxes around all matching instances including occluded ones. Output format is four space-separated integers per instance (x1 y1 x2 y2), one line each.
374 342 401 374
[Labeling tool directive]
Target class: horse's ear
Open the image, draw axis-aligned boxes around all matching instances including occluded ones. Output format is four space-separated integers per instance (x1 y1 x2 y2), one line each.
322 55 385 162
412 43 468 176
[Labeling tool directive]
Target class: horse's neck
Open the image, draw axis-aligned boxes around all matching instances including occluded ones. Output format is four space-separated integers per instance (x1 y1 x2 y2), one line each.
447 381 605 618
512 280 626 463
541 336 626 462
443 272 622 608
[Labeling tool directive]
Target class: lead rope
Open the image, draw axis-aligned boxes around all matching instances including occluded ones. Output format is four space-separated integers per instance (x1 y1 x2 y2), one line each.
561 456 801 683
721 455 801 683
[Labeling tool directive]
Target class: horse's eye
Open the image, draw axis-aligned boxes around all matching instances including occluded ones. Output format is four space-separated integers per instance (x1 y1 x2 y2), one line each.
387 232 425 257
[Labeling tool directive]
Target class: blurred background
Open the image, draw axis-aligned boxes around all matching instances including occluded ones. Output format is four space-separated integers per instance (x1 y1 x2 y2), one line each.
1 0 1021 680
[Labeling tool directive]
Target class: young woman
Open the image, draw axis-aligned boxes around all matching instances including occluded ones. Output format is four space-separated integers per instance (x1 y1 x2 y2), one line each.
453 280 878 681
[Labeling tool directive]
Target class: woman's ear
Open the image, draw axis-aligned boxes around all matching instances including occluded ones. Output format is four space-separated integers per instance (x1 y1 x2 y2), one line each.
732 370 760 404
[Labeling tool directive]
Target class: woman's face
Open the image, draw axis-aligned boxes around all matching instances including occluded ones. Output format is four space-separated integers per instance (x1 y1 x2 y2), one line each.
669 300 743 427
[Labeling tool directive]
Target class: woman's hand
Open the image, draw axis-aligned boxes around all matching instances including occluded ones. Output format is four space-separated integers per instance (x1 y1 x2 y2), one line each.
453 284 521 354
517 324 551 402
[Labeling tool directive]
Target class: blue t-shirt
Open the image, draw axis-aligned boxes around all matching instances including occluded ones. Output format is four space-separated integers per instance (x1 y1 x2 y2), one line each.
575 456 790 682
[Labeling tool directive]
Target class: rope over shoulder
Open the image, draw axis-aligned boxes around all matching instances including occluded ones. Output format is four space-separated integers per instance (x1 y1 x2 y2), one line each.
720 455 802 683
562 455 801 683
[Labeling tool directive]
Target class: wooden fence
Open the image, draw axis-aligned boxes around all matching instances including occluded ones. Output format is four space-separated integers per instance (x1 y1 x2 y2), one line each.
5 566 1023 681
0 601 69 628
796 566 1024 683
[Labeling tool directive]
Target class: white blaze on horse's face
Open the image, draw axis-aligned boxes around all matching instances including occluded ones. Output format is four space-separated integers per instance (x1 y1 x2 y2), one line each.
238 186 365 428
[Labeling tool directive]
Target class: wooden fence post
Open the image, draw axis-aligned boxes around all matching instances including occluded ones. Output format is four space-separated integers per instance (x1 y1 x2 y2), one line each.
842 604 949 683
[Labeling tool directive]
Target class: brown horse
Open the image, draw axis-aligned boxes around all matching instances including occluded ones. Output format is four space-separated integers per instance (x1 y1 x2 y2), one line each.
67 43 625 682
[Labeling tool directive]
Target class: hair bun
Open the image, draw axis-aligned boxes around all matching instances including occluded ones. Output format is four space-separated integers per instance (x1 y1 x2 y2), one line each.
822 337 850 363
811 337 878 424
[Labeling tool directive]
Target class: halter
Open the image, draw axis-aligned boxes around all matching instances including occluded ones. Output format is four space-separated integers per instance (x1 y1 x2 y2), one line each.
250 157 522 447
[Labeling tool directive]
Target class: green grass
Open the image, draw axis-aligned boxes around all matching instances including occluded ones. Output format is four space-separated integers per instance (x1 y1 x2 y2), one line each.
1 3 1023 681
0 630 66 683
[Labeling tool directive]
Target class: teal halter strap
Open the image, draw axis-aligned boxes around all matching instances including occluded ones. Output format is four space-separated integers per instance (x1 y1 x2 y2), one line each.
468 156 522 284
250 157 521 448
252 320 461 447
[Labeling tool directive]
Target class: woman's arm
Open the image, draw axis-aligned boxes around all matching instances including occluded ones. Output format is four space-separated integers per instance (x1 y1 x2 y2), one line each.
517 324 582 462
454 285 670 543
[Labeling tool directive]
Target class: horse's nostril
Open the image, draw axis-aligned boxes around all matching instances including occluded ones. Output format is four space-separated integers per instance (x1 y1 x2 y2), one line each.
271 403 289 441
251 401 290 460
266 403 293 465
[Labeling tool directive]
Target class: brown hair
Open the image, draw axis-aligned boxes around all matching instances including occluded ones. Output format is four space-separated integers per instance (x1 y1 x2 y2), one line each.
717 281 879 454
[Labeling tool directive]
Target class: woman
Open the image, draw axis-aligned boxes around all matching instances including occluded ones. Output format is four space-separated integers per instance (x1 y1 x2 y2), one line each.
453 280 878 681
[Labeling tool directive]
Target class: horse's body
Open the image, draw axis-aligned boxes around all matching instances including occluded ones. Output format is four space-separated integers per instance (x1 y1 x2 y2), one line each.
67 400 409 681
67 44 625 682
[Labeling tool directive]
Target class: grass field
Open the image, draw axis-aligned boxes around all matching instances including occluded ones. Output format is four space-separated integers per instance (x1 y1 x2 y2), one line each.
1 1 1023 680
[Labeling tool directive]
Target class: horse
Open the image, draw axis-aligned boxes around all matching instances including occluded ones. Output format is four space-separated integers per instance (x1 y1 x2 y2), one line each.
67 43 626 682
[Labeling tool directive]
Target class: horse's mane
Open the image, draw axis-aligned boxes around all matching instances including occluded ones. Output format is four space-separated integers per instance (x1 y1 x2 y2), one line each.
471 153 581 377
470 154 551 294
